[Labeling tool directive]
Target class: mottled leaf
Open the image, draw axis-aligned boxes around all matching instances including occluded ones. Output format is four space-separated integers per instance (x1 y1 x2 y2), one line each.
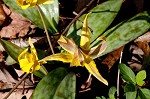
92 12 150 58
67 0 123 44
32 67 76 99
0 39 24 62
3 0 59 33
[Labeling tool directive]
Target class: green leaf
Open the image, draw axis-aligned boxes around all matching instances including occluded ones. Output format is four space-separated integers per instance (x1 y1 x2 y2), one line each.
3 0 59 33
67 0 123 45
138 88 150 99
119 63 136 84
136 70 146 86
126 91 137 99
92 12 150 58
0 39 47 78
136 96 141 99
108 86 117 99
0 39 24 62
95 96 106 99
32 67 76 99
101 96 106 99
124 83 137 92
95 97 102 99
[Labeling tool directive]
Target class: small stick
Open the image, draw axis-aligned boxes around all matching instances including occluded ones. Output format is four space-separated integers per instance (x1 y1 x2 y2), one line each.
62 0 96 35
117 51 123 99
3 73 29 99
36 5 54 54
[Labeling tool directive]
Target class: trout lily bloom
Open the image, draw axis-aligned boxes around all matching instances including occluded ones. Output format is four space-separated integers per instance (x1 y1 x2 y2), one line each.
16 0 54 9
40 13 108 85
18 38 40 73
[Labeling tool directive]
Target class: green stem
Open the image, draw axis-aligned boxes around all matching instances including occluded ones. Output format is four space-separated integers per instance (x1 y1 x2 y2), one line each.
36 5 54 54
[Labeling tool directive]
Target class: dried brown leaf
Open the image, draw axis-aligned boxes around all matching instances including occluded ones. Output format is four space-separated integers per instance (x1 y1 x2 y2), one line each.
101 46 124 70
0 5 31 38
0 89 34 99
0 3 6 26
135 31 150 56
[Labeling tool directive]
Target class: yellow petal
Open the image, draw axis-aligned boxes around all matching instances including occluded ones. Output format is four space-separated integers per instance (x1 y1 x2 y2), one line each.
16 0 53 9
37 0 54 4
80 13 91 51
16 0 34 9
19 58 30 69
21 63 34 73
89 37 107 59
71 48 82 66
58 35 77 54
39 53 74 63
28 37 38 60
21 5 30 9
83 54 108 85
18 48 28 60
18 37 40 73
84 62 108 85
34 64 40 71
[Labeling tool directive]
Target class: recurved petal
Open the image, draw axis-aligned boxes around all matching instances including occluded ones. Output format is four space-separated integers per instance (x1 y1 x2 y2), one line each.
84 56 108 85
71 48 82 66
18 48 28 60
80 13 91 51
58 35 77 54
39 53 74 63
89 37 107 59
28 37 38 60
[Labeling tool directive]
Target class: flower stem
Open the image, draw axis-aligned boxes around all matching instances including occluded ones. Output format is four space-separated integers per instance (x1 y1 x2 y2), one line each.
117 51 123 99
36 5 54 54
3 73 29 99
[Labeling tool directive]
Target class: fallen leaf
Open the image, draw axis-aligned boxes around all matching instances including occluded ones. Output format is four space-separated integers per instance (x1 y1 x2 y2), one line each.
0 88 34 99
101 46 124 70
135 31 150 56
0 5 31 38
0 2 6 26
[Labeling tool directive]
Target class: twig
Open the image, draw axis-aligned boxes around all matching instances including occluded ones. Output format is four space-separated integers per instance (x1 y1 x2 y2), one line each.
87 74 92 83
117 51 123 99
62 0 96 35
3 73 29 99
36 5 54 54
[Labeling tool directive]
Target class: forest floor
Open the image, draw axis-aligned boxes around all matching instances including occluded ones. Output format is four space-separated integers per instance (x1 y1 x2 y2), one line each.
0 0 150 99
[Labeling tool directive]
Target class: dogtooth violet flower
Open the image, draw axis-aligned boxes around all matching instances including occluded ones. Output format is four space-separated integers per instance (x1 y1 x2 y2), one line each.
18 37 40 73
40 13 108 85
16 0 54 9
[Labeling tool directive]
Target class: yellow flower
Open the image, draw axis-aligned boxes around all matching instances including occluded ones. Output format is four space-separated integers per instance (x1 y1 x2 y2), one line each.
18 37 40 73
40 13 108 85
16 0 54 9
